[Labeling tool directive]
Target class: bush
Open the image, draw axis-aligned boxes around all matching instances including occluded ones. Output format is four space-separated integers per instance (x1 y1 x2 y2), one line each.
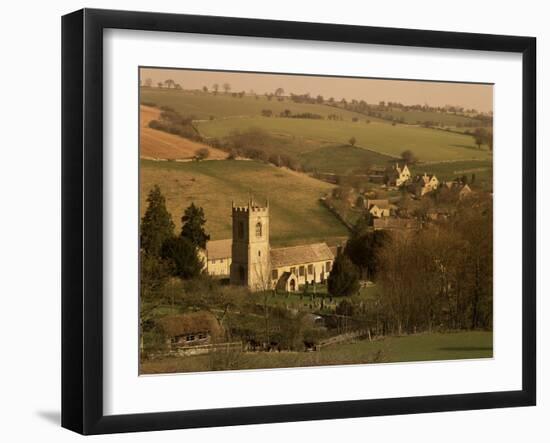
195 147 210 161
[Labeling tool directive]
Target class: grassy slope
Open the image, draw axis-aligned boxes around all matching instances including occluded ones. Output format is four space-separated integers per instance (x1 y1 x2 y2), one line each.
411 160 493 187
141 159 349 246
378 108 481 126
299 144 396 175
141 88 377 121
197 117 492 162
140 331 493 374
140 105 227 160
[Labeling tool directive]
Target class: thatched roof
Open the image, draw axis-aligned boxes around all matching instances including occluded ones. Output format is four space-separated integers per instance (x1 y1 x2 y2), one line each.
205 239 232 260
157 311 223 338
270 243 334 268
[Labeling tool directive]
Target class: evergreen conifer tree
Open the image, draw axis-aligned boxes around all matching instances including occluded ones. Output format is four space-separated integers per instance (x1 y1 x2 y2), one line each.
140 185 175 257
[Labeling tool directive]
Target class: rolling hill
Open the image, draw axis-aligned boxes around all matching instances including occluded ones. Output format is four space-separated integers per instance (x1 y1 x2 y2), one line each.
140 105 227 160
140 88 382 121
140 159 349 247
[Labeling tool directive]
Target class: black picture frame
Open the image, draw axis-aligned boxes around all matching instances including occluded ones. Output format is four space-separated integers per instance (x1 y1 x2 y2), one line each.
62 8 536 435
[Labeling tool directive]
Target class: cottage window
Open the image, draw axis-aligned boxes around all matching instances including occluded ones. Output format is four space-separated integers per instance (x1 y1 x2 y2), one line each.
272 269 278 280
299 266 305 276
198 333 207 340
186 335 195 341
326 261 332 272
308 264 314 274
256 222 262 237
258 250 261 257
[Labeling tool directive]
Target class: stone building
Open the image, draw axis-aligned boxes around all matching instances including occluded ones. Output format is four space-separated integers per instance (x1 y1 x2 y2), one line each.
202 199 335 292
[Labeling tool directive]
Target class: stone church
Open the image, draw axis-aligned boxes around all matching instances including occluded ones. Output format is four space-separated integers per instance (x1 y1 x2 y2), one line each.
201 199 335 292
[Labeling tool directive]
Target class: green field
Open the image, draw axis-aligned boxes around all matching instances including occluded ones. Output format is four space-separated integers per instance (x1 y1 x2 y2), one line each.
141 159 349 246
140 89 375 121
411 160 493 189
377 108 482 127
299 144 396 175
141 331 493 374
141 88 492 166
197 117 492 163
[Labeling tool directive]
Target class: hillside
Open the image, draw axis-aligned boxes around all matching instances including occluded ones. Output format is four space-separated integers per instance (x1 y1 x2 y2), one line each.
140 105 227 160
298 144 396 175
140 159 349 246
197 116 492 162
140 88 381 121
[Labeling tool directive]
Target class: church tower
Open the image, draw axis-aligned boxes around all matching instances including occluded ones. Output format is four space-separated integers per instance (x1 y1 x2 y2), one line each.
230 199 271 291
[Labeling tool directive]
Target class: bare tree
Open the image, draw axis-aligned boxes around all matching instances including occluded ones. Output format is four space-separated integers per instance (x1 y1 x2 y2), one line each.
222 82 231 94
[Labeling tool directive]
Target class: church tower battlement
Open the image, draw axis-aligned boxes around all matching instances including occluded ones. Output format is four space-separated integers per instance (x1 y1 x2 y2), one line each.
230 199 271 290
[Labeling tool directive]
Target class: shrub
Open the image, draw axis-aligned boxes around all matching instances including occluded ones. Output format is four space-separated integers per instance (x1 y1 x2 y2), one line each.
195 147 210 161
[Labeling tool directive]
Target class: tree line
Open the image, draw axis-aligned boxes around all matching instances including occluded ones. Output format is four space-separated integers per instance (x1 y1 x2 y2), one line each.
327 194 493 334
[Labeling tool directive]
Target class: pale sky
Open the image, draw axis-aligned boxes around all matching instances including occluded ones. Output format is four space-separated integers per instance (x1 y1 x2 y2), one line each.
140 67 493 113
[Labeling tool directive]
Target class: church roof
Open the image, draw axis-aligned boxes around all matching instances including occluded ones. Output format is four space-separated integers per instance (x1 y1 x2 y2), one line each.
270 243 334 268
205 239 232 260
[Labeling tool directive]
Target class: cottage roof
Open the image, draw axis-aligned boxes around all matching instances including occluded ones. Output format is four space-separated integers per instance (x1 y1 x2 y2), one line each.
270 242 334 268
205 239 232 260
157 311 223 338
373 218 421 230
367 199 390 209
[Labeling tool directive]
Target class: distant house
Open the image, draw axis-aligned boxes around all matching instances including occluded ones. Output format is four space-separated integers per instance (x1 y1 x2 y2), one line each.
157 311 223 349
391 163 412 187
365 199 396 218
199 239 232 276
409 173 439 197
442 180 474 200
420 173 439 195
373 217 421 231
458 184 473 200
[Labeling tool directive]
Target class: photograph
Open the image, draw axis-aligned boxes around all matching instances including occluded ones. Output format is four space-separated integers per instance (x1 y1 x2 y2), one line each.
138 67 494 375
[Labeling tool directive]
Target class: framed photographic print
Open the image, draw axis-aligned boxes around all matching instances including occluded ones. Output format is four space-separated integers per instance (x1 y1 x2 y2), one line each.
62 8 536 435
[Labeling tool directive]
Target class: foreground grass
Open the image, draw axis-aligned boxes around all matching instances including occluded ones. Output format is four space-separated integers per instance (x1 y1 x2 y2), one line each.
140 159 349 246
140 331 493 374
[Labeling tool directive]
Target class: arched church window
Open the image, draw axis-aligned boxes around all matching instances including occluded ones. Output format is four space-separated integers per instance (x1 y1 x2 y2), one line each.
256 222 262 237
